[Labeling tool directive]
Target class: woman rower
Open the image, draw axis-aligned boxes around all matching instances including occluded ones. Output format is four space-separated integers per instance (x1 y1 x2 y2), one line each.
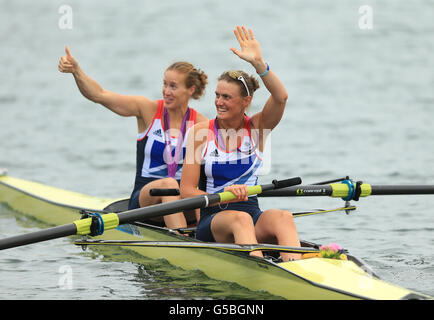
180 26 301 261
58 46 208 229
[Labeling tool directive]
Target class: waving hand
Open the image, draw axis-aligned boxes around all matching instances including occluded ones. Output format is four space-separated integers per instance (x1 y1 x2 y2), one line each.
230 26 265 72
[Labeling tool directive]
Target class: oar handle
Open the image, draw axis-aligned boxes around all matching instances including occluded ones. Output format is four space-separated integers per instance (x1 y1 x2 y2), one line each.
149 188 180 196
272 177 303 189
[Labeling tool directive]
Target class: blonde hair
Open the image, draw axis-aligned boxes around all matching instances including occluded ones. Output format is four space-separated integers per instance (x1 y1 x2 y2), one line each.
218 70 260 97
166 61 208 99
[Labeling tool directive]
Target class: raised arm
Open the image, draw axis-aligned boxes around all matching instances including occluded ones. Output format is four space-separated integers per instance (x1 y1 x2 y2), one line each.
58 45 154 118
230 26 288 130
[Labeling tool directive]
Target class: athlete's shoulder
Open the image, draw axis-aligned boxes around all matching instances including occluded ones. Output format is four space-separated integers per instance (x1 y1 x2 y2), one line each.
192 119 211 131
186 120 211 146
191 109 209 124
139 99 161 121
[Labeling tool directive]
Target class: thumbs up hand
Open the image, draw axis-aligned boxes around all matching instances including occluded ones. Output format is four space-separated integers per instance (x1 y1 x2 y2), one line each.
58 45 79 74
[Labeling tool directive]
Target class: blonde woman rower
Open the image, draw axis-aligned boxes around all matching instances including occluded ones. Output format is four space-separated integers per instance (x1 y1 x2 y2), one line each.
59 47 208 229
181 27 301 261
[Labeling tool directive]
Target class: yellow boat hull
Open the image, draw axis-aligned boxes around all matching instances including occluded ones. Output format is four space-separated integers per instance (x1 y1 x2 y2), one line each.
0 174 430 300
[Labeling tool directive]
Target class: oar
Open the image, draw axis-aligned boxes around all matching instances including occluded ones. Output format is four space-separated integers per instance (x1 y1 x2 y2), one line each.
73 239 321 255
146 177 349 197
149 188 180 196
259 181 434 199
0 177 302 250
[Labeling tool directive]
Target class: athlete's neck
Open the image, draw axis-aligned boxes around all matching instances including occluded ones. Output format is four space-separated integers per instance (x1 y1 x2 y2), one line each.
217 115 244 132
166 104 189 127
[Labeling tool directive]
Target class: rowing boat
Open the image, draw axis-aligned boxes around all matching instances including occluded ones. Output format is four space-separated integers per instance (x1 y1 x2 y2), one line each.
0 173 432 300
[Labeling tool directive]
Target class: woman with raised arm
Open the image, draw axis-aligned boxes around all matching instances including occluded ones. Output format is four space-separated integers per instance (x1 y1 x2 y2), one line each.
181 26 301 261
58 47 208 230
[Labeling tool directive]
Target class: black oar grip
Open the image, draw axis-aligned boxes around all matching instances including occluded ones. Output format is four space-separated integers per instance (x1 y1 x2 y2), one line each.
272 177 302 189
149 188 180 196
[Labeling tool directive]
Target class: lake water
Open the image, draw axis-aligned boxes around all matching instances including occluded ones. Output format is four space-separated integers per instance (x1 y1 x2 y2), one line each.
0 0 433 300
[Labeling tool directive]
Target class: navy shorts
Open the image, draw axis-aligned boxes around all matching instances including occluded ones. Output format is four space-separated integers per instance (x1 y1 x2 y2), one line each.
196 196 263 242
128 189 143 210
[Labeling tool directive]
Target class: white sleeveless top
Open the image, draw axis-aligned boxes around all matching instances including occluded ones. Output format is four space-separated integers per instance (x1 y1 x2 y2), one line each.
134 100 197 182
200 117 263 194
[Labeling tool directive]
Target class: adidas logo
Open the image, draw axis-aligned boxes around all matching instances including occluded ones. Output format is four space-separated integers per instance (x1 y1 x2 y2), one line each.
153 129 162 137
210 149 219 157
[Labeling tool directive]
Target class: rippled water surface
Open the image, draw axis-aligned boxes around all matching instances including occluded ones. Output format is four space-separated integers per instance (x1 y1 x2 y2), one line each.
1 0 433 299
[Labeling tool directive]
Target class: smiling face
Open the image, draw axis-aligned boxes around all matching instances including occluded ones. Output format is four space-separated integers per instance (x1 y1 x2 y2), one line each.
162 70 195 109
214 80 251 121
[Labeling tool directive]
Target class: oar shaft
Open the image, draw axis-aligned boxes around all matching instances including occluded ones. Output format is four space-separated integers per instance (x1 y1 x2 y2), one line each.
371 185 434 195
0 196 215 251
148 177 302 200
259 183 434 198
0 224 77 250
259 185 333 197
117 194 220 225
